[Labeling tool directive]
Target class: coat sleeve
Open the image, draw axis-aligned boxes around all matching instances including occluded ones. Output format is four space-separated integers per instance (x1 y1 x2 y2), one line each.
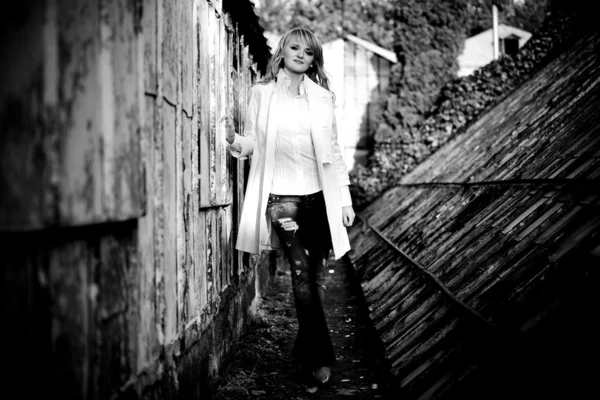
227 85 259 159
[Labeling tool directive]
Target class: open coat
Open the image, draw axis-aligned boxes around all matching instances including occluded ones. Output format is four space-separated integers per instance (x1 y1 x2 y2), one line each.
229 75 351 259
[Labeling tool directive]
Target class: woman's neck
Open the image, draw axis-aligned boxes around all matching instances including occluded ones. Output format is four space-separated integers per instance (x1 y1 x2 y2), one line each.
282 67 304 95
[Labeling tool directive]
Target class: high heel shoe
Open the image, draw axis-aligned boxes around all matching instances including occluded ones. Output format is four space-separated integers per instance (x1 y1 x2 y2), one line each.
313 366 331 385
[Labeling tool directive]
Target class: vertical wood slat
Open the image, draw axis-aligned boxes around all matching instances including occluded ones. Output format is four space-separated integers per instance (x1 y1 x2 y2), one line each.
180 114 193 326
102 0 144 221
208 8 218 206
137 95 159 370
198 0 211 209
197 0 209 309
162 103 178 343
162 0 177 104
188 0 201 322
177 0 194 326
175 0 187 331
0 0 55 229
49 241 90 399
206 209 215 303
181 0 194 116
97 233 139 396
215 207 223 293
218 16 230 205
153 0 166 351
60 0 104 225
143 0 158 94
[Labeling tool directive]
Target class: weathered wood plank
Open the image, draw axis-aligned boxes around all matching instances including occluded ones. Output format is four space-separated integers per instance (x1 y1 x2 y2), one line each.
137 96 159 370
143 0 157 94
206 209 216 303
59 0 104 225
162 103 178 342
96 0 144 222
208 7 218 205
178 114 193 326
162 0 178 104
0 1 52 230
197 210 208 310
97 232 139 395
49 241 91 399
198 0 211 208
181 0 194 115
219 20 231 205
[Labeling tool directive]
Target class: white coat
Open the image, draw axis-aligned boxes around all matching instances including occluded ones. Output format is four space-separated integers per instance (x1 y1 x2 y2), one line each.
229 74 351 260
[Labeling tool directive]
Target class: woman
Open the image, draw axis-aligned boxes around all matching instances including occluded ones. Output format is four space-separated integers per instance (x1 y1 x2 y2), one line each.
224 27 355 385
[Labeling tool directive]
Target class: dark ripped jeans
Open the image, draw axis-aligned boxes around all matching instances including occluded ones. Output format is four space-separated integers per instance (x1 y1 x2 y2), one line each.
267 191 335 370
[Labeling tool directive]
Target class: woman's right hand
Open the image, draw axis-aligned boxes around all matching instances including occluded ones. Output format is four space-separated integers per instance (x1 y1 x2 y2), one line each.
221 115 236 144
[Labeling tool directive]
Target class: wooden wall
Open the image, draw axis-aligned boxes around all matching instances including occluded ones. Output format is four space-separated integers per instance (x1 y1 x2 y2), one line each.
0 0 265 398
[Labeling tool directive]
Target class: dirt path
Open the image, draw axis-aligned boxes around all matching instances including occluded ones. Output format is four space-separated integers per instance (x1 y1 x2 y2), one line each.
214 254 393 399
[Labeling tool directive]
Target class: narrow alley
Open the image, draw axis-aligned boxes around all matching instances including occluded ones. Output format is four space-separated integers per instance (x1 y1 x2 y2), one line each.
215 253 392 400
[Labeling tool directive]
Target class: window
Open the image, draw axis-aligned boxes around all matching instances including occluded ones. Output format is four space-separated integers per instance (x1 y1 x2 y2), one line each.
500 35 520 56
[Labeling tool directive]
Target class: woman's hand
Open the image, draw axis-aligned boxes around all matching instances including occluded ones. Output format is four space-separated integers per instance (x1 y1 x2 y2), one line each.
342 206 355 228
221 115 236 144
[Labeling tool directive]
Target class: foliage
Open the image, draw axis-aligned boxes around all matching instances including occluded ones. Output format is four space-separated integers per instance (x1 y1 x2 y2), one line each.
466 0 551 36
349 6 587 208
256 0 396 50
386 0 471 130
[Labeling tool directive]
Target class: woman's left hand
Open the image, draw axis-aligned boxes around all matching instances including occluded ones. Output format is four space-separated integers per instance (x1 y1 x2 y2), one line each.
342 206 355 228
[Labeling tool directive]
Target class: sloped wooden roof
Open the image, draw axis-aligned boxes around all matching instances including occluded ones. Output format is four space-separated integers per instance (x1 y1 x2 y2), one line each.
348 30 600 399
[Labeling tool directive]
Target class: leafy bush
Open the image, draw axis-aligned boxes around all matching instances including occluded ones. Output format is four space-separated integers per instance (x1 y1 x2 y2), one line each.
350 7 583 209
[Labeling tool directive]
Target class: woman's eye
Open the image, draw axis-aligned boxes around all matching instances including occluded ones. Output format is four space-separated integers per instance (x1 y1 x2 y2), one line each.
290 45 298 50
306 51 314 56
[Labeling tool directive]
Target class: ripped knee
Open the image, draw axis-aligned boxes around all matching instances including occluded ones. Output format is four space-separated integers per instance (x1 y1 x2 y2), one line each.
276 217 299 234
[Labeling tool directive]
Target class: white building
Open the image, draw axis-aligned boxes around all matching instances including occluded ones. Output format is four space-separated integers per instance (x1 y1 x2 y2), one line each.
457 24 532 77
322 35 397 170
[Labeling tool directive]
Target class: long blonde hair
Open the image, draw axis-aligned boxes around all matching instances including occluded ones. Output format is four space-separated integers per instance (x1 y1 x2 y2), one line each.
262 28 331 91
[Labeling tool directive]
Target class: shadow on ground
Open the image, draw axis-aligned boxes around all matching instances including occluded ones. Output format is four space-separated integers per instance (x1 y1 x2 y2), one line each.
214 254 393 399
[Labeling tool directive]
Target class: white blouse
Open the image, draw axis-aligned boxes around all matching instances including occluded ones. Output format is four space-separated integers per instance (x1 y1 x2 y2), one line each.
270 71 321 196
228 70 352 207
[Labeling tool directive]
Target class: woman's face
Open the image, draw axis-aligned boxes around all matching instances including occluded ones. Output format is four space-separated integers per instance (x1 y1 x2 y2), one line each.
281 37 315 75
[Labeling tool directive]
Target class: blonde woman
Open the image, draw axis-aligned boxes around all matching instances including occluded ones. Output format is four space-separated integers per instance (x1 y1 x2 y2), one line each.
224 27 355 386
